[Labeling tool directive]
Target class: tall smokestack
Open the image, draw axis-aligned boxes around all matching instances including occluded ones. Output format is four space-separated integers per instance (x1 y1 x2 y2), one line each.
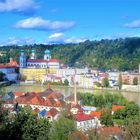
74 71 77 105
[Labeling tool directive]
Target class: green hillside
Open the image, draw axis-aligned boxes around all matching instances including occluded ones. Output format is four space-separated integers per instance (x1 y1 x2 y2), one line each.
0 37 140 71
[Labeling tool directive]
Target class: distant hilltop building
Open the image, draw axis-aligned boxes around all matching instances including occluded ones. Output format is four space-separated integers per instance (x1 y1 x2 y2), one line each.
20 49 60 69
19 49 60 81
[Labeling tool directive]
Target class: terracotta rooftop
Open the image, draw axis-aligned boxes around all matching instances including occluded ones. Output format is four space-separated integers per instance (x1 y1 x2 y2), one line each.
46 108 58 117
90 111 101 118
13 91 24 97
112 105 124 112
0 64 17 68
75 108 93 122
7 60 19 67
39 88 54 97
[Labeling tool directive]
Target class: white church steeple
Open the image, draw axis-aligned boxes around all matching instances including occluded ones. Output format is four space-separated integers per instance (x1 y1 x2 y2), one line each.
44 49 51 60
30 49 36 59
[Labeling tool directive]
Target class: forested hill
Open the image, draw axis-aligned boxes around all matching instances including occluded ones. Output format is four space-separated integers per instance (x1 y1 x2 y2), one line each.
0 37 140 71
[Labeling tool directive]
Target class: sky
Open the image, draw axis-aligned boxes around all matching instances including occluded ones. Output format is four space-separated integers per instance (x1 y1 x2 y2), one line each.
0 0 140 45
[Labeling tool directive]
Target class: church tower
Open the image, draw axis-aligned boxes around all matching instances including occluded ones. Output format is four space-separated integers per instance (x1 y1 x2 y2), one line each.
19 50 26 68
30 49 36 59
44 49 51 60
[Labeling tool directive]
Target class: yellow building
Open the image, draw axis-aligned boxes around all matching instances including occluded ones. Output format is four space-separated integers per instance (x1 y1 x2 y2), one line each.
48 68 57 74
20 68 58 81
20 68 48 81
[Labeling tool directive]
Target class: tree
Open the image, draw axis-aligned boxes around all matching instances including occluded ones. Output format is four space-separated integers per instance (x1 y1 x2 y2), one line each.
64 79 69 86
100 109 113 126
102 77 109 87
0 107 51 140
68 130 88 140
0 102 9 124
0 71 5 82
113 103 139 120
133 77 138 85
118 73 122 90
123 116 140 140
49 118 76 140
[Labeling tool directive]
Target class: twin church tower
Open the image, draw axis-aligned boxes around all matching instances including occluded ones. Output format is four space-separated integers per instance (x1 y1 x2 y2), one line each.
19 49 59 69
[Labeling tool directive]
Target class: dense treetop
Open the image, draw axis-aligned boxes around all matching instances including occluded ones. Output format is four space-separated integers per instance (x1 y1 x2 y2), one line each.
0 37 140 71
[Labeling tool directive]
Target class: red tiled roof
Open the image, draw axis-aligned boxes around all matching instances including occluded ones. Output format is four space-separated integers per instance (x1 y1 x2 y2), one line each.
45 98 53 106
31 96 42 105
46 108 58 117
27 59 48 62
90 111 101 118
13 91 24 97
0 64 17 68
13 89 64 107
7 60 19 67
112 105 124 112
39 88 54 97
75 108 93 122
49 59 59 62
75 113 93 122
27 59 59 63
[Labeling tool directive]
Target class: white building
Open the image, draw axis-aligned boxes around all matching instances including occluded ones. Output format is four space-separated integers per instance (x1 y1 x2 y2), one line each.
56 68 89 77
108 71 120 81
75 109 99 131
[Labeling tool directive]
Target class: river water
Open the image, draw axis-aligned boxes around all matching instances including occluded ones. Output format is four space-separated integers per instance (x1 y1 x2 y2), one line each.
2 84 140 107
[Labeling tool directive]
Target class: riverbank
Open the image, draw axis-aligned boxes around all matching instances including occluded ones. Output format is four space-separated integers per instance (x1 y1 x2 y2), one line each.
0 81 12 87
18 81 139 94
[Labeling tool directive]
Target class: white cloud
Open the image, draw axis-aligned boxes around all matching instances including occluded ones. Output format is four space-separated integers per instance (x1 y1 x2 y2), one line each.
48 32 64 39
0 37 35 46
124 20 140 28
14 17 75 31
0 0 38 15
46 32 86 44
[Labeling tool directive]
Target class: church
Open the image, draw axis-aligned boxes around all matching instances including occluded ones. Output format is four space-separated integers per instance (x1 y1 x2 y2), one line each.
19 49 60 81
20 49 60 69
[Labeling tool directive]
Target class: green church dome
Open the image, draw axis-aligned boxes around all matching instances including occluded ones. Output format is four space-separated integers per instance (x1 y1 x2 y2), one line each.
31 49 36 53
45 49 50 54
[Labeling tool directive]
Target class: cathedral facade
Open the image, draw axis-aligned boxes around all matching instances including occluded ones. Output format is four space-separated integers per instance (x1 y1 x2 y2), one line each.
19 49 60 69
19 49 60 81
